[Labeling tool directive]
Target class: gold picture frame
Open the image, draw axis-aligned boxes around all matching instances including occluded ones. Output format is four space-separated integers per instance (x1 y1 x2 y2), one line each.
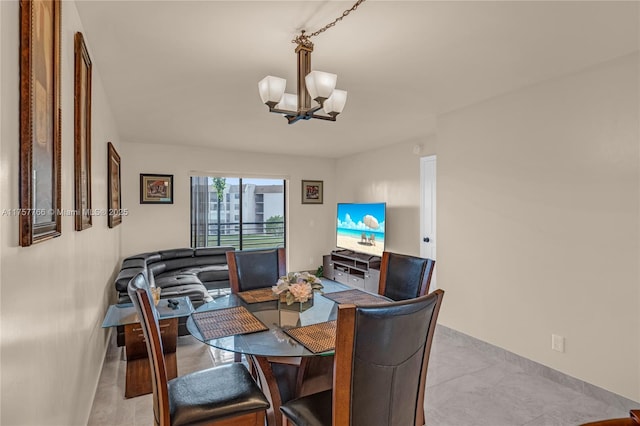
107 142 122 228
19 0 62 246
140 174 174 204
74 32 92 231
301 180 323 204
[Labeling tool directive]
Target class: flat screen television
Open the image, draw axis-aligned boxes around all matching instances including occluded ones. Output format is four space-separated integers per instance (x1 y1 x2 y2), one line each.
336 202 386 258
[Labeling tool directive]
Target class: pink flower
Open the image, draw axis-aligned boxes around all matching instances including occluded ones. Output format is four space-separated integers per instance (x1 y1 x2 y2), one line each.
288 282 312 302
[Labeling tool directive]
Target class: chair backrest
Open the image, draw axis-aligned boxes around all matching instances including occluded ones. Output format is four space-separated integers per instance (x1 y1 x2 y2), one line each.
226 248 286 293
127 274 170 426
333 289 444 426
378 251 435 301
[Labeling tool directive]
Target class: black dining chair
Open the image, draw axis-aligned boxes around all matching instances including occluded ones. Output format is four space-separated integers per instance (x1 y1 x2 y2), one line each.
127 273 270 426
378 251 435 301
226 247 301 398
227 247 286 293
280 289 444 426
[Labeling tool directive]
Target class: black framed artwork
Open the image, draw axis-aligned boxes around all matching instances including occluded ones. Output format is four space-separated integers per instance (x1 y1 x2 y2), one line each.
140 174 174 204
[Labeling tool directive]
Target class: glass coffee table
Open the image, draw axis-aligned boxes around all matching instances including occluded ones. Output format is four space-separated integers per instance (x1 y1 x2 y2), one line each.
102 296 193 398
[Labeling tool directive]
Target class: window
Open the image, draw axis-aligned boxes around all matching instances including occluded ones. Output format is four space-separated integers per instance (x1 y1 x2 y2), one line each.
191 176 286 250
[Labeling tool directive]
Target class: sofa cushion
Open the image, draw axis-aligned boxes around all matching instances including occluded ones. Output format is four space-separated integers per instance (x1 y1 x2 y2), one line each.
194 246 234 257
196 265 229 282
155 274 201 289
125 252 161 263
159 248 194 260
189 256 229 267
115 268 146 292
162 257 201 272
121 258 147 269
148 262 167 277
156 265 228 280
159 283 213 304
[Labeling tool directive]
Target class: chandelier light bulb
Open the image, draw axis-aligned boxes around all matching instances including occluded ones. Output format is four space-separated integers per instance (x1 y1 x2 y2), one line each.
275 93 298 112
322 89 347 115
258 76 286 106
305 71 337 102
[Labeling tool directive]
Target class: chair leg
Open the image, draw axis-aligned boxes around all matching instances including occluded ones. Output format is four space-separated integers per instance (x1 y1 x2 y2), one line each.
251 355 283 426
417 395 427 425
282 414 292 426
246 355 257 379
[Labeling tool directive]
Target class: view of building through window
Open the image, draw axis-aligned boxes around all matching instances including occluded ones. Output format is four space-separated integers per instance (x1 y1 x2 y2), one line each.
191 177 285 250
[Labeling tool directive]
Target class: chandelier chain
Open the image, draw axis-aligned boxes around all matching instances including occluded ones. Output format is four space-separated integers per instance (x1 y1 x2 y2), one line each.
292 0 366 46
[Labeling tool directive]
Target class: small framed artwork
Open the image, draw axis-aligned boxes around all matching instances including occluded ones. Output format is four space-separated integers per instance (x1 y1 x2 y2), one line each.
19 0 62 246
107 142 122 228
140 174 173 204
74 32 92 231
301 180 323 204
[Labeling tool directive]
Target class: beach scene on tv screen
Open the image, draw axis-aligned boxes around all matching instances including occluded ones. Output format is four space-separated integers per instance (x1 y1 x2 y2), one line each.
336 203 385 257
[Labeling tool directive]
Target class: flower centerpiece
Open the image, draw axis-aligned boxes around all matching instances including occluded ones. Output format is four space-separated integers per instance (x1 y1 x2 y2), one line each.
272 272 323 310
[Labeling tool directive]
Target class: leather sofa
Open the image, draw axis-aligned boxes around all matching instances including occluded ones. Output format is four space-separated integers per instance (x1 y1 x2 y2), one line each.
114 246 235 344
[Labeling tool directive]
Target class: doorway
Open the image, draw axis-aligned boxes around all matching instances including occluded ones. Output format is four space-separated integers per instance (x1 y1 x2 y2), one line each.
420 155 436 289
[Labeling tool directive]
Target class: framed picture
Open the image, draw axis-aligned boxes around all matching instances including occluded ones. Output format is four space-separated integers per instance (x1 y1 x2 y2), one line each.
301 180 323 204
140 174 174 204
19 0 62 246
107 142 122 228
74 32 92 231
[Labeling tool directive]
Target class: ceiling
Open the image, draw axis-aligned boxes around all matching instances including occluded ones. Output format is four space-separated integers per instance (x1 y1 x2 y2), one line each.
75 1 639 158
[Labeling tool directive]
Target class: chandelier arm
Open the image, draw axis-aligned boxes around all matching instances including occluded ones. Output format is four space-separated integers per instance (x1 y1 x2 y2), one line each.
268 106 297 115
268 102 324 116
309 114 337 122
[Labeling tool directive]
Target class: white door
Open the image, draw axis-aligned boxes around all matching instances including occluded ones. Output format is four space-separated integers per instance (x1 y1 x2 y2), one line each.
420 155 436 288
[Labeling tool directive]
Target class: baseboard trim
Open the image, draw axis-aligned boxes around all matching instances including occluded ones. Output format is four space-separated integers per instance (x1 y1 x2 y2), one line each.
435 324 639 411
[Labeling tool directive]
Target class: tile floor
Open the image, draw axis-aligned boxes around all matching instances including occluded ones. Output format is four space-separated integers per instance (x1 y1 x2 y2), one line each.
88 326 629 426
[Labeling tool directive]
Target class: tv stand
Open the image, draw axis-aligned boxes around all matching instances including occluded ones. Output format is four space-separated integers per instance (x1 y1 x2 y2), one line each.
323 250 381 293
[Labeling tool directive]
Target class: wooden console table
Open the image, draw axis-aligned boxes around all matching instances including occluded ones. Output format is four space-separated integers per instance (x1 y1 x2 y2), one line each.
102 296 193 398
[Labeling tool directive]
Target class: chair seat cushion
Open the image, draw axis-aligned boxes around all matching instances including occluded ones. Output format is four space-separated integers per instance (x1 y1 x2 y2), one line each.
168 363 269 426
280 389 332 426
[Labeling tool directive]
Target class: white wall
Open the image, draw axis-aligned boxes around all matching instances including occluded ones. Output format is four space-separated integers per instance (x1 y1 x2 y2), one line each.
335 137 437 256
0 1 122 424
337 54 639 401
436 53 639 401
120 142 336 272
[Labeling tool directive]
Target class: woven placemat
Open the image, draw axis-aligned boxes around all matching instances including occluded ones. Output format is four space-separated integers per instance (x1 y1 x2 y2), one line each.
284 320 337 354
192 306 268 340
237 288 278 304
322 289 388 306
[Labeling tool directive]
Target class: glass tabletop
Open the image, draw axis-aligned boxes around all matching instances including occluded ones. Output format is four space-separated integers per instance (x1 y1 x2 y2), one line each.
187 279 357 357
102 296 194 328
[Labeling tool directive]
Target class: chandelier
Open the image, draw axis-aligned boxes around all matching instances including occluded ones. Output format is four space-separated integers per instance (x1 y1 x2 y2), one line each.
258 0 365 124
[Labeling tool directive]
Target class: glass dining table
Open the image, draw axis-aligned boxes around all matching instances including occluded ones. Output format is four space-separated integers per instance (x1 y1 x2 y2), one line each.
186 279 388 426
